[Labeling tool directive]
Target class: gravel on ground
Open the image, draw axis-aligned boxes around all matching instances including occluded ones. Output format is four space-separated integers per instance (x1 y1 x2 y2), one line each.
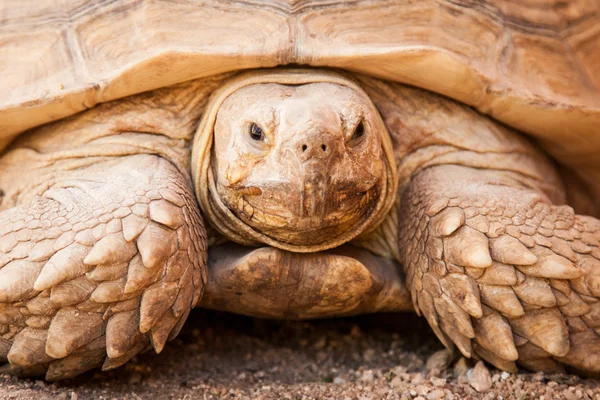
2 310 600 400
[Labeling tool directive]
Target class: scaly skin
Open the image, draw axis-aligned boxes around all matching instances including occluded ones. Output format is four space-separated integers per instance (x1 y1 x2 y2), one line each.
398 165 600 374
0 154 206 380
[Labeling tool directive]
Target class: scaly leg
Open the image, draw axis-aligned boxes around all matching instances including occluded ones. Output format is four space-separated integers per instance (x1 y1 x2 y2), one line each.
399 164 600 374
0 154 206 380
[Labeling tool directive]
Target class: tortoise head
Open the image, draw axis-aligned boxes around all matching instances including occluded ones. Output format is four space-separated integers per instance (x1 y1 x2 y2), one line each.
212 82 384 247
193 70 397 252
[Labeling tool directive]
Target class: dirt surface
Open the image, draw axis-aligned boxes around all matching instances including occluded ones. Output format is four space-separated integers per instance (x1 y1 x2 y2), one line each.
2 310 600 400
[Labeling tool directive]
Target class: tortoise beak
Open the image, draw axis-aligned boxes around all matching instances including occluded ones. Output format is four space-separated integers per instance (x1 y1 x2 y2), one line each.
299 159 329 220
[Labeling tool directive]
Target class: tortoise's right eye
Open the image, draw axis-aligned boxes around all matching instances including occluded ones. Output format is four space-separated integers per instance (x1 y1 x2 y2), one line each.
249 123 264 141
349 120 365 145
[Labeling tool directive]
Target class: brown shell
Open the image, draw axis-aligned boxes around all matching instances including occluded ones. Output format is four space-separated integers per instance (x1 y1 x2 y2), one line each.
1 1 599 188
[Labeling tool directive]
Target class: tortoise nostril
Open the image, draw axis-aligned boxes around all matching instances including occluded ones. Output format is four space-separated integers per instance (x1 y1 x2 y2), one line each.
321 144 327 152
302 144 308 152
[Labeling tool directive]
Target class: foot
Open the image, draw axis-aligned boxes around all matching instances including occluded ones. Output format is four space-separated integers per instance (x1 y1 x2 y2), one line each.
399 165 600 374
0 155 206 380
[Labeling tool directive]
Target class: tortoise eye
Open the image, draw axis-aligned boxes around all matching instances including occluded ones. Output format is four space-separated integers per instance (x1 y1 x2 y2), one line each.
351 120 365 141
249 123 264 141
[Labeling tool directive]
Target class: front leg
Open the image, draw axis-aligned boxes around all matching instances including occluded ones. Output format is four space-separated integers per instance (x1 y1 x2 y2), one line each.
399 164 600 374
0 154 206 380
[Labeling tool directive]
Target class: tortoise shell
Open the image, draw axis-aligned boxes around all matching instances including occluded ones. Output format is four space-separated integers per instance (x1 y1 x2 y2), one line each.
1 0 599 203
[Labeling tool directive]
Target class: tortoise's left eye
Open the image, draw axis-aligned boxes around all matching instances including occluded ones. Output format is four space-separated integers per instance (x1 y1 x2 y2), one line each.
350 120 365 142
249 123 264 141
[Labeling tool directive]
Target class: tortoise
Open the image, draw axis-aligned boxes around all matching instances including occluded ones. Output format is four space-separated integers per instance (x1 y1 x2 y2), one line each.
0 0 599 381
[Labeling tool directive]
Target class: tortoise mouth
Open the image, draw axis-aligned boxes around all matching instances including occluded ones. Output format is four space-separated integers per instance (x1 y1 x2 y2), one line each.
219 185 380 247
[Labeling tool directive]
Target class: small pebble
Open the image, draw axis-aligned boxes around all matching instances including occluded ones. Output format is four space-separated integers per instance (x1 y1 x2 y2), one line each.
363 349 376 362
390 376 404 388
430 377 446 387
427 389 445 400
411 373 424 385
426 349 453 371
360 370 374 382
416 385 428 396
468 361 492 393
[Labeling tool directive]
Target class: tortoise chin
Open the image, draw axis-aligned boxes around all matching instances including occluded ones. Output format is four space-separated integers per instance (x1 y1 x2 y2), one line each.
220 181 381 246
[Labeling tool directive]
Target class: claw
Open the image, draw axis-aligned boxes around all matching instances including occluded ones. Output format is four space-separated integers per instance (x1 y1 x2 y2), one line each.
35 244 91 291
0 260 42 302
46 308 104 359
518 357 566 374
167 308 190 341
439 317 472 357
418 290 452 350
510 308 569 357
517 254 583 280
101 340 147 372
7 328 54 367
439 273 482 318
84 234 137 266
479 285 524 318
0 363 47 378
139 281 179 333
137 224 178 269
149 199 184 229
473 308 518 361
124 255 162 294
106 310 142 359
517 341 551 359
444 226 492 269
513 277 557 308
489 235 537 265
122 214 148 242
429 207 465 237
434 295 474 338
557 331 600 374
46 337 106 381
150 310 178 354
473 343 518 373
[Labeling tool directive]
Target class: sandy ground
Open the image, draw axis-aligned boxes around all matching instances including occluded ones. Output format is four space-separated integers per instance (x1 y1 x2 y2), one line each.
2 310 600 400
